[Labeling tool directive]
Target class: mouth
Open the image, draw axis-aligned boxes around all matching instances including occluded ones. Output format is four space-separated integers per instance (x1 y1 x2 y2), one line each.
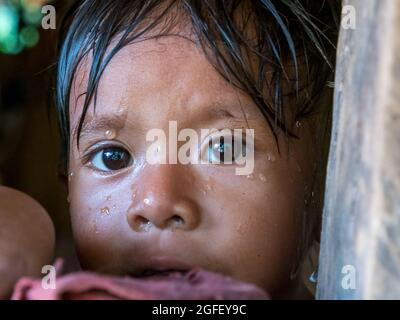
129 258 194 279
135 269 189 278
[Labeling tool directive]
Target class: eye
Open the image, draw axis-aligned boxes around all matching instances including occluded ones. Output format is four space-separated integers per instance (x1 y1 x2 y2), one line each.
201 131 247 164
90 146 133 172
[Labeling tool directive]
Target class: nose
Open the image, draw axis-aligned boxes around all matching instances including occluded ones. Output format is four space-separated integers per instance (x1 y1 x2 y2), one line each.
127 165 200 232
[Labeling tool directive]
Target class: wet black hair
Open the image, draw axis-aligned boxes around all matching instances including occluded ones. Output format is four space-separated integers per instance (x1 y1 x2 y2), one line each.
56 0 340 174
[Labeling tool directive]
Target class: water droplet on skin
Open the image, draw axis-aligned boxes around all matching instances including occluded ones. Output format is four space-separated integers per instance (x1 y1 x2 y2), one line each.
68 172 74 181
92 221 99 234
259 173 267 182
100 207 110 215
236 223 246 235
267 153 276 162
143 198 151 206
140 221 152 232
246 174 254 180
67 194 71 203
204 177 215 191
106 195 112 201
130 187 138 200
117 107 125 114
145 222 152 232
105 129 116 139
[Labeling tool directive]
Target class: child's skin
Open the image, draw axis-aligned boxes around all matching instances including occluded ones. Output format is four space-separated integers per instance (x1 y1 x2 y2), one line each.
0 186 55 299
68 34 317 298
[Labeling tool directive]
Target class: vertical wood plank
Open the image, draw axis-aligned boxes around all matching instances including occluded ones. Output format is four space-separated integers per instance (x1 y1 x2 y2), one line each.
317 0 400 299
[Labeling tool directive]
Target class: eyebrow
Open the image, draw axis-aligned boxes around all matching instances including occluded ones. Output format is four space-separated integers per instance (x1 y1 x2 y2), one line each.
75 113 127 140
198 103 253 132
75 102 248 142
194 103 249 126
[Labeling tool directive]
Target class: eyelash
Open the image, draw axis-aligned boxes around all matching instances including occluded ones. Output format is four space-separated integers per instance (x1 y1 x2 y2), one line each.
81 144 107 165
199 130 254 164
81 142 133 172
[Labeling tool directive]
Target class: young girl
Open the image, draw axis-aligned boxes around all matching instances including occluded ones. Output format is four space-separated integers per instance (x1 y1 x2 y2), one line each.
2 0 340 299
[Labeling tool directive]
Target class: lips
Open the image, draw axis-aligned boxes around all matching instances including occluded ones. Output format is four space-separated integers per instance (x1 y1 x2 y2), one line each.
138 269 188 278
131 257 194 278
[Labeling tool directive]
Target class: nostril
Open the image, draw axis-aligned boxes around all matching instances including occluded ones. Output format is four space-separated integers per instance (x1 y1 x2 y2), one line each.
129 215 152 232
170 215 184 226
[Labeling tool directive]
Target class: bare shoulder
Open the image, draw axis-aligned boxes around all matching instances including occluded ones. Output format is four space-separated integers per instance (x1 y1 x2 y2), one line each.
0 186 55 299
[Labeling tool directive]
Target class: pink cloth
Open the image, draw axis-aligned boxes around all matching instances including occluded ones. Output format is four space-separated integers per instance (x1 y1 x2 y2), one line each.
11 261 269 300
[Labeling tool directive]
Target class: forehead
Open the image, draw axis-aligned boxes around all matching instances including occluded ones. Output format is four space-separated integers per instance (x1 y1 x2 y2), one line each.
69 35 259 134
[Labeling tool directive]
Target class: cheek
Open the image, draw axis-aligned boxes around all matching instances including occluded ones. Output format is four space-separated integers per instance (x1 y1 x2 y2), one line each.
205 158 306 291
68 168 134 271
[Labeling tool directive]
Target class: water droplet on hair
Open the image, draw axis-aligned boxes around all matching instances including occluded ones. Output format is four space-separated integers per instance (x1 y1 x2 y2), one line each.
246 174 254 180
259 173 267 182
105 129 116 139
296 121 301 128
309 270 318 283
311 191 314 197
100 207 110 215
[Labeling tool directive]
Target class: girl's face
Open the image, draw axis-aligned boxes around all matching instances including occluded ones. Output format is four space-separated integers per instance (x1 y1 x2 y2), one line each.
68 36 315 297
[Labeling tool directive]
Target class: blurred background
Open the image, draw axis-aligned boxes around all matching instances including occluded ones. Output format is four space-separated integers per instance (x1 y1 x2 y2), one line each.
0 0 75 265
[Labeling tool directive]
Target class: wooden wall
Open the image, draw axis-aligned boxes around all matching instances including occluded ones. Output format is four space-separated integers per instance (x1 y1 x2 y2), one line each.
317 0 400 299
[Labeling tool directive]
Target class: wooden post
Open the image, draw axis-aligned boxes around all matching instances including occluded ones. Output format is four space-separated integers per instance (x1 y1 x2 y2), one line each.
317 0 400 299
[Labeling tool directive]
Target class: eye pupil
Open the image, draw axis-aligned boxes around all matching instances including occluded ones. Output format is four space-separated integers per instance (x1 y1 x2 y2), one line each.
210 136 231 163
216 142 224 153
102 147 131 170
214 138 226 162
